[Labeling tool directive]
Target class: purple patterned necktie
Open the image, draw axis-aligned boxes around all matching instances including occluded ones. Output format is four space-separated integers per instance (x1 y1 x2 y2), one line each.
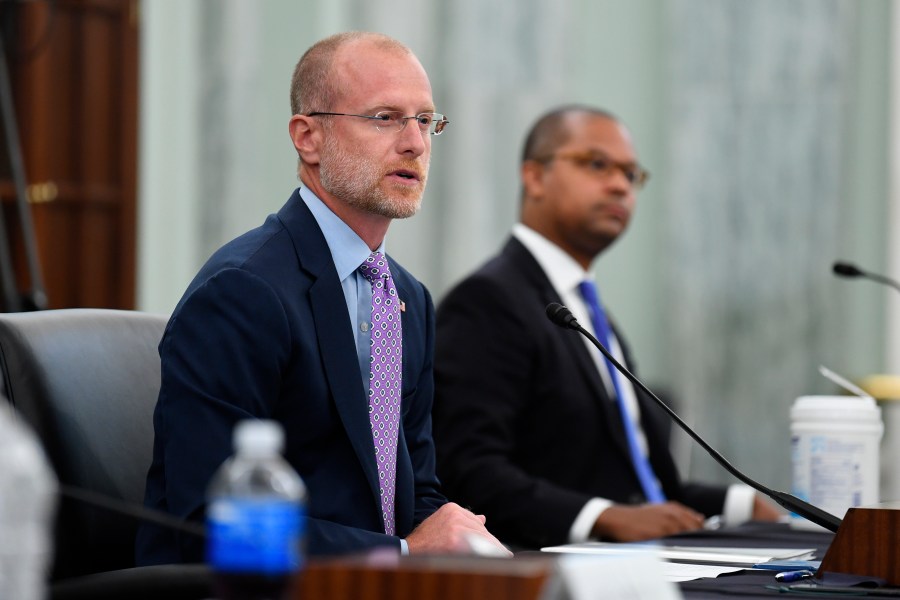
358 252 402 536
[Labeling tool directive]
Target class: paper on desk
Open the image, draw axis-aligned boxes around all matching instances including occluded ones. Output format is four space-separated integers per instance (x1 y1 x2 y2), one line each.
541 542 815 567
540 552 682 600
662 562 743 582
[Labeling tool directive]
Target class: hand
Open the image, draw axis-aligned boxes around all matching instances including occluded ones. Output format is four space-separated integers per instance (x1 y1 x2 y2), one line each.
751 494 782 521
591 502 705 542
405 502 512 556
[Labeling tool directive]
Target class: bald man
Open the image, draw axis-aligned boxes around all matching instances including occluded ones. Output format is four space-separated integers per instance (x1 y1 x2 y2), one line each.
432 105 778 549
137 32 507 564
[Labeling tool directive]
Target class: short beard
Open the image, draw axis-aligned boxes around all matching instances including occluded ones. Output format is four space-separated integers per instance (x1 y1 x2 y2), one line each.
319 133 428 219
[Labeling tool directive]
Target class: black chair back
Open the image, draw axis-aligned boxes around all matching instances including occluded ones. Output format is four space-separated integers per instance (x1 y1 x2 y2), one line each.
0 309 167 580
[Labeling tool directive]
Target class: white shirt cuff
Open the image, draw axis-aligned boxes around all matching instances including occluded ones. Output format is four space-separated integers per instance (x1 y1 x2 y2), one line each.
721 484 756 525
399 538 409 555
569 498 614 543
569 486 754 543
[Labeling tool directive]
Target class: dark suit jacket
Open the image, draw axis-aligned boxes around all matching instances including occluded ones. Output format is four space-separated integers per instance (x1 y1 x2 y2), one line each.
136 189 445 564
432 237 726 549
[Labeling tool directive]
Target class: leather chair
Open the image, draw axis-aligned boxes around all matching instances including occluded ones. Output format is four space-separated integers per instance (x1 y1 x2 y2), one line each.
0 309 211 599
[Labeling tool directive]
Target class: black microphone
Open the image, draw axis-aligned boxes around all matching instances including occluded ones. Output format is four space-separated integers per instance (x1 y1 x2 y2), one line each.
833 261 900 294
545 302 842 533
59 484 206 538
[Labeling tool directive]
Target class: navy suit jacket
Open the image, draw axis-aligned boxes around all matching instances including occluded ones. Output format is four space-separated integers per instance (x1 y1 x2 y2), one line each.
433 237 726 549
136 189 445 564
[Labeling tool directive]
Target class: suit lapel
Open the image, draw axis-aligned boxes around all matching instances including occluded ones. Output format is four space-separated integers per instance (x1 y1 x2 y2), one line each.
504 238 633 456
278 193 382 513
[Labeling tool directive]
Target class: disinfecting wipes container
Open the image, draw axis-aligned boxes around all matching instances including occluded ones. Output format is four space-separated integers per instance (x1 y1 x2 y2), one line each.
790 395 883 530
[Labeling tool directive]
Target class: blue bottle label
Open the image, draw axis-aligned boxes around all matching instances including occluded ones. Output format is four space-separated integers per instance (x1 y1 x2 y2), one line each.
207 498 306 574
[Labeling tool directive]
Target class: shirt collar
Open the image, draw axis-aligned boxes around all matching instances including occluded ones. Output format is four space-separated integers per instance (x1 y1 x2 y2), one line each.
512 223 591 294
298 187 385 281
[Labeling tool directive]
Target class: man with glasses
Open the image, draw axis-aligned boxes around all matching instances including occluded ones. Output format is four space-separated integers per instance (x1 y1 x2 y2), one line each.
432 105 779 550
137 31 508 564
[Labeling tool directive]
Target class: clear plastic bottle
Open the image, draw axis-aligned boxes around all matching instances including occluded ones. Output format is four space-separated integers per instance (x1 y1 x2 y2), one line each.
207 420 307 600
0 404 57 600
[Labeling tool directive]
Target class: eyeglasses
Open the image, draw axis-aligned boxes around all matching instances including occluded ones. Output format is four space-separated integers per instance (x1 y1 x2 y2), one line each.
306 111 450 135
535 151 650 189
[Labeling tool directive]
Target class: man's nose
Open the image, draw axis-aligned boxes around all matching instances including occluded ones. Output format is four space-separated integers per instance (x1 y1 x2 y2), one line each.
605 166 634 195
396 120 427 156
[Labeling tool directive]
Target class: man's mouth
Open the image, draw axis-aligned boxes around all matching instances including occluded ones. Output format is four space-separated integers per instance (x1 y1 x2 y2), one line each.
598 200 630 220
390 169 419 181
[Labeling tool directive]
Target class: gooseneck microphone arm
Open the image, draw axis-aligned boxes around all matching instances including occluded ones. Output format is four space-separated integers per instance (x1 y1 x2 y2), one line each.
545 302 842 533
833 261 900 295
59 484 206 538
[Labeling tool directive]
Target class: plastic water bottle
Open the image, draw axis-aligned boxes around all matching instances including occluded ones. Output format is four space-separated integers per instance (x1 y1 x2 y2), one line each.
207 420 307 600
0 404 57 600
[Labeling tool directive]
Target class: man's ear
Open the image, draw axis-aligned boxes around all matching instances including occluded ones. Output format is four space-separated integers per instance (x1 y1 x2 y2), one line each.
521 160 545 199
289 114 322 165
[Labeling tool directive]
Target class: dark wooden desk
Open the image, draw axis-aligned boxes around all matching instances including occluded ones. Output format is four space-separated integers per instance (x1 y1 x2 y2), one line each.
296 553 553 600
292 522 837 600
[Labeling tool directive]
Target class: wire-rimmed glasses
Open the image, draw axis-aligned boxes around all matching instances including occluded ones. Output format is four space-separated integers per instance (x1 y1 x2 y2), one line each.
307 111 450 135
535 151 650 189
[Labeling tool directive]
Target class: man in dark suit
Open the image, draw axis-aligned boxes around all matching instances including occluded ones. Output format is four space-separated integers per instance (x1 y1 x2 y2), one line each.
432 106 779 550
136 31 508 564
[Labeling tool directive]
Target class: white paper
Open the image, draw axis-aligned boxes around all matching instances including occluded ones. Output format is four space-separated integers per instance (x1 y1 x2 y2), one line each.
661 562 744 582
541 543 815 567
540 552 682 600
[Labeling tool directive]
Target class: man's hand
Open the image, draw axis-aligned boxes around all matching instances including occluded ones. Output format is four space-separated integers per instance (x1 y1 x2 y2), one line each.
751 494 782 521
406 502 512 556
591 502 705 542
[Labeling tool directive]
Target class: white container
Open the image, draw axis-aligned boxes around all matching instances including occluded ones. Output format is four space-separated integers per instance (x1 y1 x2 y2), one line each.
878 398 900 502
790 395 883 530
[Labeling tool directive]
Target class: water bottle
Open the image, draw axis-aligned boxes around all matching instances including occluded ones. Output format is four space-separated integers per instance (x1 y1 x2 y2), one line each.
0 404 57 600
207 420 307 600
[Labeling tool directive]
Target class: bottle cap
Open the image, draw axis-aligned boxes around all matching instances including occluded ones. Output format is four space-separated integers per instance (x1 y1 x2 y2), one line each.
233 420 284 456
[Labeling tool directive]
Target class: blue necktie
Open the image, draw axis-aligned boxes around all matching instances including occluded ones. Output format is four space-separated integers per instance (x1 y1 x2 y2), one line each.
578 280 666 504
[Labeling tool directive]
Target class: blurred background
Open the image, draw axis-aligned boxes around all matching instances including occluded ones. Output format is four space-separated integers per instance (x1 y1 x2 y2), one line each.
1 0 897 495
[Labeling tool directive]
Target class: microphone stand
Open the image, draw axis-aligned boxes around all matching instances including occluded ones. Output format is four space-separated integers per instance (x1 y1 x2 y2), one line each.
544 302 842 532
547 302 900 583
0 26 47 311
60 484 206 539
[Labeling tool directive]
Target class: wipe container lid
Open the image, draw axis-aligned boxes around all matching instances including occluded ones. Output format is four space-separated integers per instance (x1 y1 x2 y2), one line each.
790 395 882 428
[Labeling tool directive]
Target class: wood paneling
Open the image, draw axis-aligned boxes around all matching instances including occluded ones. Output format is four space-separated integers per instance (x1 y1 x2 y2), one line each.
0 0 138 309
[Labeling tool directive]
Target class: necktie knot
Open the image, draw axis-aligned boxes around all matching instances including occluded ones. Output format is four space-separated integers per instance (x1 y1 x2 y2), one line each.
578 280 601 312
359 252 391 285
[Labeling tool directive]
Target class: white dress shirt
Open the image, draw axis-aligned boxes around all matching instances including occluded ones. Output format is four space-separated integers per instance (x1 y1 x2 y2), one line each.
512 224 754 542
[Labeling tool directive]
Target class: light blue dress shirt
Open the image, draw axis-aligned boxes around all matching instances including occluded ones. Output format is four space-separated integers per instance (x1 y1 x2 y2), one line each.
298 187 410 553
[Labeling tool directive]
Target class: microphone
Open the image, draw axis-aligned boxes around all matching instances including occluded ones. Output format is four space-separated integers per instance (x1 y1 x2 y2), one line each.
545 302 842 533
59 484 206 538
833 261 900 294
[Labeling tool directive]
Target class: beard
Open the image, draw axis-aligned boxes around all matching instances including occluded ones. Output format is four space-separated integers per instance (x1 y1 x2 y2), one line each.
319 133 429 219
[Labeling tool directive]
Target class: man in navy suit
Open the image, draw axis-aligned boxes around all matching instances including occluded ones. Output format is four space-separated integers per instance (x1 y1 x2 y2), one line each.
136 31 508 563
432 106 779 550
